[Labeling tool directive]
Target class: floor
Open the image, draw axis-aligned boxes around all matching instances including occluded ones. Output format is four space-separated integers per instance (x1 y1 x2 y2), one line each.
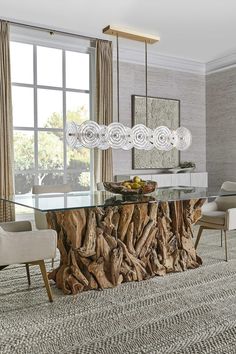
1 228 236 354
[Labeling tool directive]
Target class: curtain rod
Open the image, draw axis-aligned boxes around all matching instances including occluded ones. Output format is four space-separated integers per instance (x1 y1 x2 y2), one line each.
1 18 110 43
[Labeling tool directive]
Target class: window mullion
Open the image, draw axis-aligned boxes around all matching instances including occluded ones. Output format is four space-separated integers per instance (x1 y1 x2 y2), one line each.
62 49 67 185
33 44 39 186
89 50 95 192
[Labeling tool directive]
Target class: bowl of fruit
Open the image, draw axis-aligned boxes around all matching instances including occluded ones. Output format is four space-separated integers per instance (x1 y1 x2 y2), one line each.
103 176 157 195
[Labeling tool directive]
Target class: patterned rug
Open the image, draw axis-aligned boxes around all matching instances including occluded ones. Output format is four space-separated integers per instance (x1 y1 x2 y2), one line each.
1 228 236 354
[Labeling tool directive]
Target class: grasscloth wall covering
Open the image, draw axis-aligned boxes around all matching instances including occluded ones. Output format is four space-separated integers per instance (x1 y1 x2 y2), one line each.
206 67 236 189
112 62 206 176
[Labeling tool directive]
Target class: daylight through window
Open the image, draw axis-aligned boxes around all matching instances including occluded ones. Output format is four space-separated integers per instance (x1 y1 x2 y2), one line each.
10 41 93 194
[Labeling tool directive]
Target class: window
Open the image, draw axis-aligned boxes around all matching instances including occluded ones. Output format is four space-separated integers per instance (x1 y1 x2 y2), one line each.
10 40 94 195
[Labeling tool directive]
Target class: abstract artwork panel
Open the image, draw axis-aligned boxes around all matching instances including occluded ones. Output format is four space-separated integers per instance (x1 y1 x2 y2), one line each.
132 95 180 169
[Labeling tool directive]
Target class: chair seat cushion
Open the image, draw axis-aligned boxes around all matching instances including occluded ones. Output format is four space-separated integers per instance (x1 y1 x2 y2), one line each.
200 211 226 226
0 228 57 266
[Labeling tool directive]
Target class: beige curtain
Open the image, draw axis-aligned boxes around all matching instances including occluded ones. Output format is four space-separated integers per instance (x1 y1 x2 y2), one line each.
94 40 113 185
0 21 15 222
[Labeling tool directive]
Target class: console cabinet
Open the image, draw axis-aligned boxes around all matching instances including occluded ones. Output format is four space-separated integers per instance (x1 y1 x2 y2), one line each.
116 172 208 188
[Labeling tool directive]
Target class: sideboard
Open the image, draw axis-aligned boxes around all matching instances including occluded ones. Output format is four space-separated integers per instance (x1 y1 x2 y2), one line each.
116 172 208 188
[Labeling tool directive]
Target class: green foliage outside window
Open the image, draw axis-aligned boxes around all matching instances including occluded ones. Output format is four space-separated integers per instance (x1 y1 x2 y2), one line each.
14 106 90 194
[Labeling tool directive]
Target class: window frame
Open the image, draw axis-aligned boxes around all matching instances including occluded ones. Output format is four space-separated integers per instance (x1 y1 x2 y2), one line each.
10 34 95 194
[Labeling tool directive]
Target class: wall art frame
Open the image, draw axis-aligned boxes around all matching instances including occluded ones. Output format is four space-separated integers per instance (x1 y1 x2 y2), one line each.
132 95 180 169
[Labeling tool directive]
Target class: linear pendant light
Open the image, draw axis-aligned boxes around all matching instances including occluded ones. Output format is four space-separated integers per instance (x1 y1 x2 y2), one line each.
66 26 192 151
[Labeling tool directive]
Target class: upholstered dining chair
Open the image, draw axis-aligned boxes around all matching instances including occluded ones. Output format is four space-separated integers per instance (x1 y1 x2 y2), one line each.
0 221 57 302
32 184 72 267
0 221 32 284
195 181 236 261
97 182 105 191
32 183 72 230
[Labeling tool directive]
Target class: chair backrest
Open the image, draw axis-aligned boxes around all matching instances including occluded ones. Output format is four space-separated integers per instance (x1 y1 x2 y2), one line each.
32 184 72 230
0 226 57 266
32 183 72 195
216 181 236 211
0 221 32 232
97 182 105 191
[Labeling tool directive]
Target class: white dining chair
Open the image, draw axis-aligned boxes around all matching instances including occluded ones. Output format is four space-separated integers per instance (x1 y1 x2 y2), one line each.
32 184 72 268
97 182 105 191
0 221 57 302
32 183 72 230
195 181 236 261
0 221 33 284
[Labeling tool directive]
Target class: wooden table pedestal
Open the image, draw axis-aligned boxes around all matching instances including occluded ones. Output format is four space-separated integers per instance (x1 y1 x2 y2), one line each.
47 199 204 295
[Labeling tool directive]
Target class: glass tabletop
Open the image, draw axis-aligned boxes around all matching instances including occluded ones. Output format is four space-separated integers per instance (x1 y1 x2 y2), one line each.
1 186 236 212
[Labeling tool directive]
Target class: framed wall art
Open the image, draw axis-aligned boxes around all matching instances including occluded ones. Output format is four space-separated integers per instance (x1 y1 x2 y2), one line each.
132 95 180 169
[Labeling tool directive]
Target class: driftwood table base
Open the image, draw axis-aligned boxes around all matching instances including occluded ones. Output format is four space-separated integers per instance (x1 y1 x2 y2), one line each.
47 199 205 295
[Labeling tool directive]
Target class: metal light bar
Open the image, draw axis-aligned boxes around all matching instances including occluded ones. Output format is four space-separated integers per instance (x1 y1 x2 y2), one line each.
66 25 192 153
103 25 160 44
66 121 192 151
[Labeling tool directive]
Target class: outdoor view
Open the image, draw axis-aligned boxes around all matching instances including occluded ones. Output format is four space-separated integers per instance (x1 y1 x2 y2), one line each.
10 41 92 194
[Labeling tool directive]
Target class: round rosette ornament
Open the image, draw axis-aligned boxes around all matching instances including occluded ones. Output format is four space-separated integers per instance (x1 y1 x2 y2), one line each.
132 124 153 150
107 122 128 149
153 126 173 151
66 121 82 149
175 127 192 151
79 120 101 148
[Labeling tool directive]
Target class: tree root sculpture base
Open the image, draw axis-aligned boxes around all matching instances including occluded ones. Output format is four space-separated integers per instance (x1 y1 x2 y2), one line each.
47 199 204 295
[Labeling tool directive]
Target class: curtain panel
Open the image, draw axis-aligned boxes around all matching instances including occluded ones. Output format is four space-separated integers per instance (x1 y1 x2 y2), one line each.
94 40 113 185
0 21 15 222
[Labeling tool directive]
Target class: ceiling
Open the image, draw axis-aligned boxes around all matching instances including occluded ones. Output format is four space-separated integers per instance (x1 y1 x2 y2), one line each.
1 0 236 63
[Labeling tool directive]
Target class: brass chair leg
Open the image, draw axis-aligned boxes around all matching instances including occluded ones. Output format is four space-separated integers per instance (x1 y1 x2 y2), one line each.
38 260 53 302
195 226 204 249
25 263 31 286
224 230 228 262
221 230 223 247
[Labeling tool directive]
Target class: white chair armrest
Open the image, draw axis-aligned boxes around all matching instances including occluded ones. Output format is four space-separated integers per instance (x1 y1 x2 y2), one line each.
226 208 236 230
202 201 218 213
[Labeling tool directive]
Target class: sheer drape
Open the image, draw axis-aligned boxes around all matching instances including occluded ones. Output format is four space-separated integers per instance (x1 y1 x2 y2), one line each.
0 21 15 222
94 40 113 185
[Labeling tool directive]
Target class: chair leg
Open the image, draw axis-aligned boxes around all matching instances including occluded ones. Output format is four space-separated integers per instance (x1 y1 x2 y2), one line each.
38 260 53 302
25 264 31 286
221 230 223 247
0 265 8 271
195 226 204 249
224 230 228 262
51 258 54 269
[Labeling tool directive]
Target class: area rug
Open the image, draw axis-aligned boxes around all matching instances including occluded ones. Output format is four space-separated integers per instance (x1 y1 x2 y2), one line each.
1 229 236 354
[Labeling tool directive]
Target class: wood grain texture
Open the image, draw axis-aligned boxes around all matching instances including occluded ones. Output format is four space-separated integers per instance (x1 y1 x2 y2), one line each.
47 199 204 295
103 25 160 44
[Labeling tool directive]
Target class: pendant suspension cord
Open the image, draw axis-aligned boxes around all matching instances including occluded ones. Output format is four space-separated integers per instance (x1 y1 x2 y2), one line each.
116 34 120 123
145 40 148 125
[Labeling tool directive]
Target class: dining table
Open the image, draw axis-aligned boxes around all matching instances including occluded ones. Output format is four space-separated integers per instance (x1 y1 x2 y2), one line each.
1 186 233 295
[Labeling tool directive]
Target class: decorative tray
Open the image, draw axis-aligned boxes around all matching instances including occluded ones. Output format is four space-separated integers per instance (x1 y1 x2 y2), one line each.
167 167 195 173
103 179 157 195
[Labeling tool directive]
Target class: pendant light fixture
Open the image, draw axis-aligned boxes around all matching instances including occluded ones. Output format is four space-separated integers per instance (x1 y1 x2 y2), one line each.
66 25 192 151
